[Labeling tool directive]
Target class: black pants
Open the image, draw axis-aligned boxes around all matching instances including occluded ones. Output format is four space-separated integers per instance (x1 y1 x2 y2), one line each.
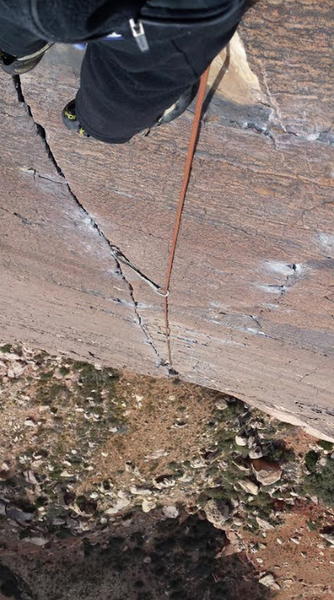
0 1 246 143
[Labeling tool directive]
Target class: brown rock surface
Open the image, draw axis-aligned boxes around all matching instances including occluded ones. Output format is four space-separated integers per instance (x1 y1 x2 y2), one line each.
252 459 282 486
0 350 333 600
0 1 333 438
0 71 159 374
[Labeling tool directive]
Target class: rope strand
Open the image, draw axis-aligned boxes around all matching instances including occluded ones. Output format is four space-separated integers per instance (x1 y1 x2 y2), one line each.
163 67 210 367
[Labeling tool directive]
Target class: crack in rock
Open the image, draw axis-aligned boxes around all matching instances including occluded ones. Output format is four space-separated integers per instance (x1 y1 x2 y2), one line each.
20 166 67 185
13 75 165 369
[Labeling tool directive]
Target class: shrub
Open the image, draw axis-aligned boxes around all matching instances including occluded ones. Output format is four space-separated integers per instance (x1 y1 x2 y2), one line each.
303 459 334 507
317 440 333 451
305 450 320 473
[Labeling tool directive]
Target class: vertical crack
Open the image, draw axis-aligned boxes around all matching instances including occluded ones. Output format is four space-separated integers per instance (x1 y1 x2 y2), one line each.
13 75 166 369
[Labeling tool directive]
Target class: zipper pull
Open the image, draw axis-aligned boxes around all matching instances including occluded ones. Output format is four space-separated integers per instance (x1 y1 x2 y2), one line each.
129 18 149 52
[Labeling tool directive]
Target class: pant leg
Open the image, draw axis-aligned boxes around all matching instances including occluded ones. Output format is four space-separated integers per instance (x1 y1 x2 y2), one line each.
0 12 45 57
75 19 239 144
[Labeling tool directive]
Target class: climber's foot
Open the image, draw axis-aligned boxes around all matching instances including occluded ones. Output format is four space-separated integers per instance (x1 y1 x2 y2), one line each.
157 80 200 126
62 100 90 137
62 80 200 141
0 43 54 75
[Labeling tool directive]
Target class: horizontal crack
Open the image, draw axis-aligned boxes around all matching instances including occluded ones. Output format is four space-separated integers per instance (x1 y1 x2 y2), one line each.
13 75 166 370
0 205 41 226
20 166 66 186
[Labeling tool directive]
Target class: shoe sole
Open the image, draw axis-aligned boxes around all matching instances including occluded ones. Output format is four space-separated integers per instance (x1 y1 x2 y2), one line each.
0 43 54 76
157 80 201 126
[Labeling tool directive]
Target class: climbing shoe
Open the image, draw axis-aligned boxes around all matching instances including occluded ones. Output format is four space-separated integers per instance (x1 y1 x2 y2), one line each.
141 80 201 136
157 80 200 126
62 81 200 141
62 100 90 137
0 43 54 75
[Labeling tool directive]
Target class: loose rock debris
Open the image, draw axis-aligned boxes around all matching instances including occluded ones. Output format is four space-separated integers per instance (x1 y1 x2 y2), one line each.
0 343 333 599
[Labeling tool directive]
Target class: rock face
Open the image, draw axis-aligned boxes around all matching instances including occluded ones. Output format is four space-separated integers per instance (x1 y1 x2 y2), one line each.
252 459 282 486
259 574 280 591
0 1 333 439
204 500 230 530
238 479 259 496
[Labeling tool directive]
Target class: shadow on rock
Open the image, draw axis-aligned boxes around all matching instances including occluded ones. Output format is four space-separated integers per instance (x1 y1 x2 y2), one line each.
1 513 274 600
0 563 33 600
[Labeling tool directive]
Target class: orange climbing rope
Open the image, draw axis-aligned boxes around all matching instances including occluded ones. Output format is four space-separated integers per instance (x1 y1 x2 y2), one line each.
162 67 210 367
110 68 211 368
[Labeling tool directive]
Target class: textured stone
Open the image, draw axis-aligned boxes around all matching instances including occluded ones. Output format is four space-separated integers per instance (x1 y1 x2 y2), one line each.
162 506 179 519
320 532 334 546
256 517 275 531
238 479 259 496
23 536 49 547
205 500 230 530
0 0 333 440
142 499 157 513
0 72 158 376
259 574 280 591
224 531 245 555
252 459 282 486
105 497 130 515
235 435 248 447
